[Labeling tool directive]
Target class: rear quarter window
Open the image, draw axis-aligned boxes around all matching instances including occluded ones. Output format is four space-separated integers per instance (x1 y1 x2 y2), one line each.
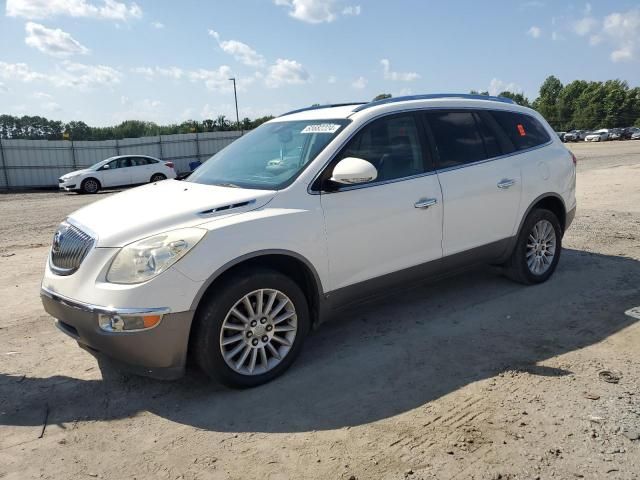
490 111 551 151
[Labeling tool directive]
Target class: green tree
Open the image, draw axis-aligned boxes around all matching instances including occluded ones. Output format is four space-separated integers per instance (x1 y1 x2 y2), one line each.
372 93 392 101
533 75 563 129
497 90 531 107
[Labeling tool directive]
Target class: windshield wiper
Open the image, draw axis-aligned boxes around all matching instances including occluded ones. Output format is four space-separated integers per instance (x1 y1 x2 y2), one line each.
212 182 241 188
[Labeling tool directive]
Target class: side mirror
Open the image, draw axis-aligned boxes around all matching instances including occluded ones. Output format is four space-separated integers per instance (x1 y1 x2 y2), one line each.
101 164 110 170
329 157 378 185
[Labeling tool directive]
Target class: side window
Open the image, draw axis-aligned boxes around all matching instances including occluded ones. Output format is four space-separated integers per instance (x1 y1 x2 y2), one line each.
490 111 551 151
424 111 486 168
106 160 119 169
118 158 133 168
131 157 149 166
336 113 426 183
474 111 516 157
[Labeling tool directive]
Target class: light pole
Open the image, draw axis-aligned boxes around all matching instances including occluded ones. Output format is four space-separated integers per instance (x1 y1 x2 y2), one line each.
229 77 241 134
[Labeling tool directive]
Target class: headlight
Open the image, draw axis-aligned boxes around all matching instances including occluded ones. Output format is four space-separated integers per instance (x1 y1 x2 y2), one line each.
106 228 206 284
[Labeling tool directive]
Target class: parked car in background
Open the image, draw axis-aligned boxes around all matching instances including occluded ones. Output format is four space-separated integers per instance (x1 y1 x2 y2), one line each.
631 130 640 140
556 131 567 142
585 129 609 142
42 94 576 387
608 128 623 141
563 130 585 142
58 155 176 194
624 127 640 139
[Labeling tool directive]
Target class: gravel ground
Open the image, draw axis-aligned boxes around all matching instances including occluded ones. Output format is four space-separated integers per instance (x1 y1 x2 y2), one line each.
0 141 639 480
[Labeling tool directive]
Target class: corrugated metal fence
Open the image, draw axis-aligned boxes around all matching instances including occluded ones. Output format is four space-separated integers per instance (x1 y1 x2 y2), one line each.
0 130 242 190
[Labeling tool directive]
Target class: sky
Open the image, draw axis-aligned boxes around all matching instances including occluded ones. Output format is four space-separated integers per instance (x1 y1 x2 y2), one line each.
1 0 640 126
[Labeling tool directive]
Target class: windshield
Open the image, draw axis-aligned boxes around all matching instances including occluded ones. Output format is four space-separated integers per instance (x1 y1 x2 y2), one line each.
188 119 350 190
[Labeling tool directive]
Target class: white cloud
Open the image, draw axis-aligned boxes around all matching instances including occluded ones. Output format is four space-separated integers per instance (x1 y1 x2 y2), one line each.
131 66 183 79
275 0 361 23
0 81 8 93
52 61 122 88
6 0 142 21
351 76 367 89
0 60 120 89
527 25 542 38
0 61 46 82
602 9 640 62
342 5 360 16
208 29 265 67
380 58 420 81
42 101 61 112
32 91 52 99
25 22 89 57
188 65 251 92
488 78 522 96
265 58 310 88
151 21 164 29
328 75 337 84
573 17 597 36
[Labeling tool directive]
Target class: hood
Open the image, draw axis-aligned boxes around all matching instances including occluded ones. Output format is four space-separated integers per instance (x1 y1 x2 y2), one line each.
61 168 93 179
68 179 276 247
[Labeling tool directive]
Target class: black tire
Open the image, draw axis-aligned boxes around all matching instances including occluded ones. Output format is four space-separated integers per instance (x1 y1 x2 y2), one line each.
150 173 166 183
505 208 562 285
193 267 310 388
81 177 100 194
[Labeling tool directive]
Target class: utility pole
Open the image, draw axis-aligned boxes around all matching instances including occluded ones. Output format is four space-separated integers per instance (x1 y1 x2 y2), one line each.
229 77 241 134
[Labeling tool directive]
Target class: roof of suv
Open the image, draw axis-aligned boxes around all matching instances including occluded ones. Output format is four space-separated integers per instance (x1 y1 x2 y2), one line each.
275 94 519 122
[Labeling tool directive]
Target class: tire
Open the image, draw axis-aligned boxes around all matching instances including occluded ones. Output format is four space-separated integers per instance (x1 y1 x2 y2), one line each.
505 208 562 285
193 267 310 388
150 173 166 183
81 178 100 194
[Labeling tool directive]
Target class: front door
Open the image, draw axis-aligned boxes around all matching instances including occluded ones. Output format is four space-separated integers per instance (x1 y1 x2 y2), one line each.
318 112 443 293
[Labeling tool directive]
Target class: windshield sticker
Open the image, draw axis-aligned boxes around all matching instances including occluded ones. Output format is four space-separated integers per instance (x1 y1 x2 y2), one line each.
301 124 341 134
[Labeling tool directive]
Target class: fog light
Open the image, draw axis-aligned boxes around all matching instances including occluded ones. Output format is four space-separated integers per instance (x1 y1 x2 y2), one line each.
98 313 163 332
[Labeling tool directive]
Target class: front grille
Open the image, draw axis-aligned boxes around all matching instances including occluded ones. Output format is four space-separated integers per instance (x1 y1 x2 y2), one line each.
50 222 94 276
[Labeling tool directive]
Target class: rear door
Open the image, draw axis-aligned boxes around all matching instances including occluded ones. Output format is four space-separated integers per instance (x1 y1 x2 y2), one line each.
423 109 522 256
130 157 152 183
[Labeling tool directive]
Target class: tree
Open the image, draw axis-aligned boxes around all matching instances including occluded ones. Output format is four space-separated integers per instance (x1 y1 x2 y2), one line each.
497 91 531 107
533 75 563 129
372 93 392 101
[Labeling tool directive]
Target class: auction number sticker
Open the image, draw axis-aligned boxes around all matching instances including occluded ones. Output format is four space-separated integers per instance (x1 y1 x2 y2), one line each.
301 124 341 134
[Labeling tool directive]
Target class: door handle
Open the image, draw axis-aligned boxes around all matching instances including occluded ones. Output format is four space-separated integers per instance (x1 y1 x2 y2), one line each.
497 178 516 189
414 198 438 209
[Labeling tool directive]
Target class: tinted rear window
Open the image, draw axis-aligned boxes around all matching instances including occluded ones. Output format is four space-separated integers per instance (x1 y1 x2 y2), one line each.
424 111 486 168
490 111 551 150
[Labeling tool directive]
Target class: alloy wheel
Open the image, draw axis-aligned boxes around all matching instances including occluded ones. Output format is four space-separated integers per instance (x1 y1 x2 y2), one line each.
219 289 297 376
526 219 556 275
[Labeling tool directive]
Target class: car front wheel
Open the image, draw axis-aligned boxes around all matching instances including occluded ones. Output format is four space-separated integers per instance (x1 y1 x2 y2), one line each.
505 208 562 285
193 268 310 388
80 178 100 194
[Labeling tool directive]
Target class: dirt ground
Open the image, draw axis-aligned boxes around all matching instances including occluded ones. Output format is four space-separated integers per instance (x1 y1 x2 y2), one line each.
1 141 639 480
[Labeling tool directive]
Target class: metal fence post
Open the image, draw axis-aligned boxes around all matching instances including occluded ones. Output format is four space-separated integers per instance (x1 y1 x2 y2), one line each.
159 135 164 160
195 132 200 161
70 140 77 169
115 139 120 155
0 138 9 189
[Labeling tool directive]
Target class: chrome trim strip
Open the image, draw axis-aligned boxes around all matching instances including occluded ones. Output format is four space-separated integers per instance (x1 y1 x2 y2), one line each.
40 286 170 316
307 106 553 195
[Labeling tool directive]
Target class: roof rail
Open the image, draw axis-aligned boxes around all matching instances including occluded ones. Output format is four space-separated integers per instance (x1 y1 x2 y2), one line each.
351 94 516 113
280 102 367 117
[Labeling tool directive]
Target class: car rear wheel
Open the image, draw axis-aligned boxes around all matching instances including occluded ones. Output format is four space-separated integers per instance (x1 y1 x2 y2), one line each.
505 208 562 285
150 173 166 183
193 268 310 388
80 178 100 194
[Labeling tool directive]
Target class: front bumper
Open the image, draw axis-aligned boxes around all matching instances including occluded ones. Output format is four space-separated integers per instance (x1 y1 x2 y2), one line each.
41 287 194 379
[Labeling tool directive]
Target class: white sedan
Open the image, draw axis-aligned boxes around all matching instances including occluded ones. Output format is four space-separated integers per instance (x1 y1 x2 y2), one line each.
585 129 610 142
58 155 177 194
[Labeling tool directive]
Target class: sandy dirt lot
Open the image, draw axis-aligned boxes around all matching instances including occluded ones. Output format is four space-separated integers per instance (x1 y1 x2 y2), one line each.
1 141 639 480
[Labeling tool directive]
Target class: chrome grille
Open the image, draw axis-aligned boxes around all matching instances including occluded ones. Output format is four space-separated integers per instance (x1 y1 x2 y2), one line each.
50 222 94 276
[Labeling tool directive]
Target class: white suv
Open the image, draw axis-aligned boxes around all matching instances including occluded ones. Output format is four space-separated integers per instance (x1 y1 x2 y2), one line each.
41 94 577 387
58 155 177 194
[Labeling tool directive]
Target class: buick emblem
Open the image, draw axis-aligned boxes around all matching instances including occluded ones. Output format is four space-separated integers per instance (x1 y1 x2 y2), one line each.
52 229 64 254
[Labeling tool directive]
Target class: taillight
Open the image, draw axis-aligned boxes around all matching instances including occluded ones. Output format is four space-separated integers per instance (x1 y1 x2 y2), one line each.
570 152 577 166
165 161 174 169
